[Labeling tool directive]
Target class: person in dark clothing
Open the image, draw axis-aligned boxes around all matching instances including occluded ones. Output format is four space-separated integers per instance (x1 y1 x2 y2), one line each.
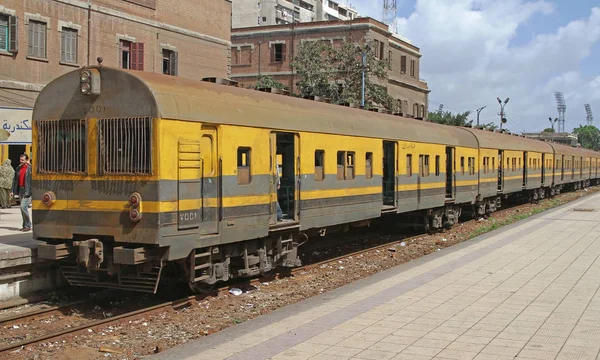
10 154 32 231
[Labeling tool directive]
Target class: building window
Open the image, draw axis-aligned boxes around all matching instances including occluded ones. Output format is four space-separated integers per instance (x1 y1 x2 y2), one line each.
0 14 17 53
366 152 373 179
315 150 324 181
410 59 416 77
271 43 286 63
233 46 252 66
237 147 251 185
60 28 77 64
388 50 392 67
28 20 46 58
162 49 178 76
400 55 407 74
406 154 412 177
120 40 144 70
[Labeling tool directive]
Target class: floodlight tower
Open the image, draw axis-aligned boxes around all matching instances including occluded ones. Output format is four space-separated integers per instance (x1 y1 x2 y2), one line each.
383 0 398 33
555 92 566 133
585 104 594 126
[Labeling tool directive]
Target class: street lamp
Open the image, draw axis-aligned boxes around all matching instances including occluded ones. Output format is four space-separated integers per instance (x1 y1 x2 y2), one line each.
549 117 558 142
476 106 486 127
497 97 509 130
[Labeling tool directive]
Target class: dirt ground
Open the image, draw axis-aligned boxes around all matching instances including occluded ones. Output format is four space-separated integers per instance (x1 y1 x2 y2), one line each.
2 187 597 360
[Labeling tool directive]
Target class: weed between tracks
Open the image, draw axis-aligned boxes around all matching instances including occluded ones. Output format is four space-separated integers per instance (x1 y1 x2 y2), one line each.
5 188 599 360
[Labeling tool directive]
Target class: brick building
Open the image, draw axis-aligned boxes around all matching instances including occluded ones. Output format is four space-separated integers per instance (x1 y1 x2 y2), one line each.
0 0 231 164
231 17 430 120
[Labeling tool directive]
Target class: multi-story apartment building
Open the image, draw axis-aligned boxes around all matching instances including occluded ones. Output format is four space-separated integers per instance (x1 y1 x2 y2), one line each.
232 0 359 29
231 17 430 120
0 0 231 164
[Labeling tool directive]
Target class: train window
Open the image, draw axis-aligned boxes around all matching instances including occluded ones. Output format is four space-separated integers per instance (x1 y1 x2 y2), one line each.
435 155 440 176
406 154 412 177
460 157 465 175
337 151 344 180
507 157 510 172
237 147 251 185
468 157 475 176
37 119 88 174
513 158 517 172
346 152 355 180
98 117 152 175
419 155 429 177
315 150 325 181
200 135 214 175
492 157 495 172
483 157 488 174
365 152 373 179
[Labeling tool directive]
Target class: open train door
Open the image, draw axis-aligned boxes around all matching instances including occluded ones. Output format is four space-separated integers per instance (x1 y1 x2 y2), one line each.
498 150 504 192
541 153 546 185
269 133 278 225
382 141 397 210
523 151 528 188
445 147 455 199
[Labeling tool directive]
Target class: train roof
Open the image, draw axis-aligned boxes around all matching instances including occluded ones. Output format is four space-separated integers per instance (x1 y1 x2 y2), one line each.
463 127 554 153
33 66 479 148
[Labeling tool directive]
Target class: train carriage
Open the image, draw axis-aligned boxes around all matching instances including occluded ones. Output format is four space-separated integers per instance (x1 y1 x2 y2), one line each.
33 66 600 293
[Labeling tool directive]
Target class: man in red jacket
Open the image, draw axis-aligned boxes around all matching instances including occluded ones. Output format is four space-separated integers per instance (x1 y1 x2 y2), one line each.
10 154 32 232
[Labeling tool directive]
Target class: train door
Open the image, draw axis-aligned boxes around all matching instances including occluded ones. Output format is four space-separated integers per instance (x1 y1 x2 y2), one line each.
445 147 454 199
541 154 546 185
200 126 218 235
270 132 299 225
177 127 219 235
178 141 203 231
382 141 396 208
522 152 528 188
498 150 503 191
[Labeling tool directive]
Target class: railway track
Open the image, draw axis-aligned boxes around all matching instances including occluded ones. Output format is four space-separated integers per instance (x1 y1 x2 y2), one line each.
0 230 422 356
0 190 590 355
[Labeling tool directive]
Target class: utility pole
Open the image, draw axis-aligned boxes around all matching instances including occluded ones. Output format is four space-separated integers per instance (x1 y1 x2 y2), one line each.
476 106 486 127
497 97 509 130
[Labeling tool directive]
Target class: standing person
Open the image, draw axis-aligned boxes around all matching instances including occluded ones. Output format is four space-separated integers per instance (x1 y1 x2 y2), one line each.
11 154 32 231
0 159 14 208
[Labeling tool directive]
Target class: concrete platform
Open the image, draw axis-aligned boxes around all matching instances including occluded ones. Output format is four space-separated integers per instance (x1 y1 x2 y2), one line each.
0 208 63 302
152 192 600 360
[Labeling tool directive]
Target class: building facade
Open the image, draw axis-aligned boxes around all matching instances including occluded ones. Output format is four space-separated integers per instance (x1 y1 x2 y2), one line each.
0 0 232 164
232 0 359 29
231 17 430 120
522 132 579 147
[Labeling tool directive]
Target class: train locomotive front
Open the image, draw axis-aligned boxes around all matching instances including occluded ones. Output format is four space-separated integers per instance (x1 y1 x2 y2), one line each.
34 66 303 293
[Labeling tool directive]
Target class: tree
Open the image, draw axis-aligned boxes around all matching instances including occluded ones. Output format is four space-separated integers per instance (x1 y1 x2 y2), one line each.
248 75 288 90
292 40 393 110
542 128 555 133
482 122 498 131
428 110 472 127
573 125 600 150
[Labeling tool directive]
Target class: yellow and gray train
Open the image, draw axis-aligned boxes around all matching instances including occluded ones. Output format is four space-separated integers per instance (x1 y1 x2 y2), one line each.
34 66 599 293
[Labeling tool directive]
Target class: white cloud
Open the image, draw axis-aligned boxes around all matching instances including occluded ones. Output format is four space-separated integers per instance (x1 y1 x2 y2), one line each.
353 0 600 132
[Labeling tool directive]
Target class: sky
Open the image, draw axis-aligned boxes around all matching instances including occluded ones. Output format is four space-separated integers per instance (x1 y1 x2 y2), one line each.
344 0 600 133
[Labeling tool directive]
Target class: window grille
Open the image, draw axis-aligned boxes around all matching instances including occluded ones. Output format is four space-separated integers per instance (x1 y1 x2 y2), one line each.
37 119 87 174
98 117 152 175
